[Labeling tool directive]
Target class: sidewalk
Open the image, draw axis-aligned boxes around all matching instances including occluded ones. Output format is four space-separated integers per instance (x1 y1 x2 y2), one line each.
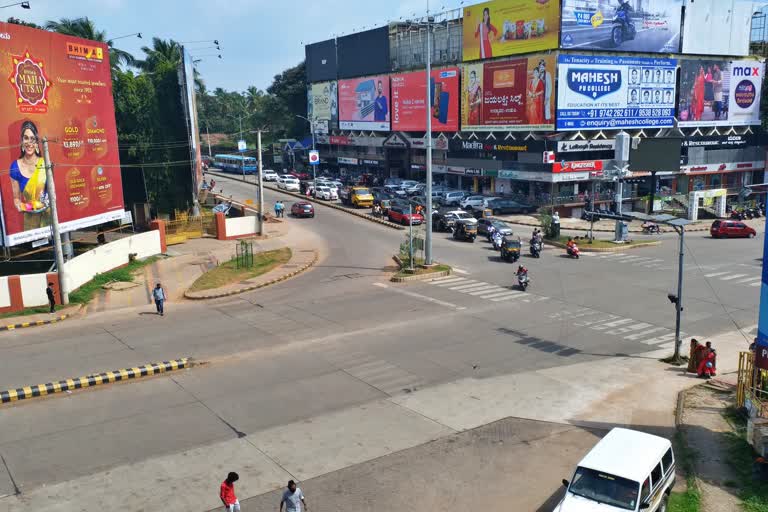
0 304 83 331
2 324 753 512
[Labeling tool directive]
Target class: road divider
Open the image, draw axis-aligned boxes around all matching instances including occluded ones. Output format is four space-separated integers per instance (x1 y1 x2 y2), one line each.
0 358 190 405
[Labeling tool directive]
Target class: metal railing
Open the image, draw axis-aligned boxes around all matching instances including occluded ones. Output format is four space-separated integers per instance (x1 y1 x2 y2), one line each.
165 213 216 245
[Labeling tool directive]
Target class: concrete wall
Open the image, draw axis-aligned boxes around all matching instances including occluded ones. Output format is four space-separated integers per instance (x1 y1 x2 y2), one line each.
64 230 163 293
224 216 258 238
20 273 48 307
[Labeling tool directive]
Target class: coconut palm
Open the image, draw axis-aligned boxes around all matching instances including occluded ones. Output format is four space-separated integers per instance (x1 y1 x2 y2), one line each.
44 17 135 69
137 37 182 73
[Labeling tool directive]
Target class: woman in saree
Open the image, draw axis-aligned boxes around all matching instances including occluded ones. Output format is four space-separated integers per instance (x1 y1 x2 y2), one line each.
10 121 50 231
526 67 544 125
467 70 482 125
692 66 705 121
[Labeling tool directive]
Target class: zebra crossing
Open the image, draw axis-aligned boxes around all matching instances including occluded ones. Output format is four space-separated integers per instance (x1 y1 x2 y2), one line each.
701 270 762 287
548 306 694 350
426 275 549 304
322 350 424 396
581 252 670 269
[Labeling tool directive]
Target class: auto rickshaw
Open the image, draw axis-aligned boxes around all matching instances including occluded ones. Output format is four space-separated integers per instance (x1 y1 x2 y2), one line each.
500 237 521 262
452 219 478 242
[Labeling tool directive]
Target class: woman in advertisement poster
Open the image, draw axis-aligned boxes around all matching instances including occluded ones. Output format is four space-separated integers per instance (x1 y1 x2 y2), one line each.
526 67 544 125
538 60 552 122
9 121 49 231
467 69 482 125
692 66 706 121
474 7 498 60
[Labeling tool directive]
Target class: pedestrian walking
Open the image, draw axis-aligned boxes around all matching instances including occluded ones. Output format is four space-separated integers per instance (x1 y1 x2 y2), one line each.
277 201 285 217
46 281 56 313
220 472 240 512
280 480 307 512
274 201 280 217
152 283 166 316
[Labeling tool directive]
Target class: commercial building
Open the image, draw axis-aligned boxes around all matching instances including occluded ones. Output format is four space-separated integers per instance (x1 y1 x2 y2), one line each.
303 0 766 217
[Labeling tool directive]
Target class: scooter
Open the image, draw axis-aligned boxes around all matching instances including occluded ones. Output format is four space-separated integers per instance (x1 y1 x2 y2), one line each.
567 245 580 259
212 198 234 216
610 4 636 47
517 271 529 292
642 222 661 234
492 232 503 251
530 240 542 258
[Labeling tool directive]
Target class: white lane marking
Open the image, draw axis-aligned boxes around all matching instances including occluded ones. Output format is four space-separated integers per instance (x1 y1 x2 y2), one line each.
464 284 503 295
613 255 642 262
605 322 654 336
599 253 625 259
490 291 525 301
453 267 469 275
372 282 466 310
719 274 749 281
628 257 654 264
449 282 491 291
736 276 762 284
437 278 474 287
590 318 635 331
624 326 667 341
704 271 730 278
478 289 519 299
751 281 763 287
430 275 463 283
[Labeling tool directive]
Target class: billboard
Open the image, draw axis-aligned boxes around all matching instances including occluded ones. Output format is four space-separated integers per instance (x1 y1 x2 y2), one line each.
0 22 124 246
461 55 555 131
179 48 202 197
338 75 390 131
309 81 338 134
681 0 752 56
560 0 682 53
306 39 337 82
462 0 559 62
337 27 390 79
391 67 459 132
678 59 764 127
556 54 677 131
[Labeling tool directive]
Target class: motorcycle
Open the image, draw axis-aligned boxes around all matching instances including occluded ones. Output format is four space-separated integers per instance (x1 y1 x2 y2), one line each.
492 232 504 251
610 4 636 47
567 245 580 259
731 210 745 221
642 222 660 235
530 239 542 258
749 207 762 219
487 226 497 242
517 271 529 292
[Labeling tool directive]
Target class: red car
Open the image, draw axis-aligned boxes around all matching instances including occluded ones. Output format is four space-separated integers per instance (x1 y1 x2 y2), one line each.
710 220 756 238
291 171 310 181
387 205 424 226
291 201 315 218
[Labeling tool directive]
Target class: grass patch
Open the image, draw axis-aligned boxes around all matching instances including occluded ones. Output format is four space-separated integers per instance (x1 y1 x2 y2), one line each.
394 263 451 278
669 486 701 512
551 235 656 249
723 427 768 511
69 256 160 304
668 430 702 512
0 306 58 320
189 248 291 292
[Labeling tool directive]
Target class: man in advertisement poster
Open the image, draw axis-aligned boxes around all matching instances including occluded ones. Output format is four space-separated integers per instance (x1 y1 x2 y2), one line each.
711 64 723 120
538 59 552 122
374 80 388 122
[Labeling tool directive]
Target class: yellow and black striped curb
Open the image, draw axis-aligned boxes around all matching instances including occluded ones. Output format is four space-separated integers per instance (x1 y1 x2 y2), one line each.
391 269 452 283
0 310 79 332
544 240 662 252
0 358 190 405
184 250 318 300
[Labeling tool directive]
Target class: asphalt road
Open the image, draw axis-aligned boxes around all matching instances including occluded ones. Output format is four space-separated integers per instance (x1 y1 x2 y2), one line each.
0 173 760 501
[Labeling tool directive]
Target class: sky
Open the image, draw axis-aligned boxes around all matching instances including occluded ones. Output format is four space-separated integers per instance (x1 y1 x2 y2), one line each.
3 0 467 93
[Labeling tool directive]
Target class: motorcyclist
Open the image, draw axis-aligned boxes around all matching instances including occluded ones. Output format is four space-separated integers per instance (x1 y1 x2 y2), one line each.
566 237 578 254
516 265 528 277
617 0 631 14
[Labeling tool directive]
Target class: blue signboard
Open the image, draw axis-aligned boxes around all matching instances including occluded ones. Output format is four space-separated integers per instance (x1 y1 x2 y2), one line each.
556 54 677 131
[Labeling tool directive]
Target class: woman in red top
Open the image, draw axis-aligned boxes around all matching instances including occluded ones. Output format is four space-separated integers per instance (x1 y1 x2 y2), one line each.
692 66 706 121
220 472 240 512
474 7 497 60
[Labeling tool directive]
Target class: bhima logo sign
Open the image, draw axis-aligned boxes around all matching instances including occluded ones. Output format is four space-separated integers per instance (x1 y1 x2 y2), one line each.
8 50 51 114
66 42 103 62
567 68 621 100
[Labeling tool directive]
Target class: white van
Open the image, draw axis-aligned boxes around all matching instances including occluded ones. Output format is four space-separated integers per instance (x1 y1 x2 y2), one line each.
556 428 675 512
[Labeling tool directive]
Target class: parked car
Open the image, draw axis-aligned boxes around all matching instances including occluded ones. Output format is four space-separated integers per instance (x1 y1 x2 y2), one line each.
339 186 374 208
290 171 310 181
433 210 476 232
441 191 467 206
278 175 300 192
388 205 424 226
460 195 490 210
314 185 337 201
557 428 675 512
486 198 535 215
477 219 514 237
710 220 756 238
385 184 408 197
262 169 278 181
290 201 315 218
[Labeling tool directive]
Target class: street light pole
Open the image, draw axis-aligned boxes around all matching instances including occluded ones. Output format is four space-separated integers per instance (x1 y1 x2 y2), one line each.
424 3 434 266
0 1 30 9
672 224 685 361
257 129 266 236
41 137 68 305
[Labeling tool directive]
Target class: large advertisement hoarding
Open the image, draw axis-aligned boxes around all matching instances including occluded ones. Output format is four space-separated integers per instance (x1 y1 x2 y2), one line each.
337 27 390 79
338 75 390 131
556 54 677 131
179 48 202 196
391 68 459 132
678 59 764 127
462 0 559 62
0 22 124 246
306 39 337 82
561 0 682 53
309 81 338 134
461 55 555 131
681 0 752 56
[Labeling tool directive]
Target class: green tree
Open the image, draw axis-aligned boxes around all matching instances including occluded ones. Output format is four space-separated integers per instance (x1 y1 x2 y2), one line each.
6 17 41 29
266 61 307 138
137 37 181 72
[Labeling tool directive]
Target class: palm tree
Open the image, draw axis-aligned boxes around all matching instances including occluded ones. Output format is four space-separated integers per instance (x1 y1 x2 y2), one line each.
45 17 135 69
137 37 182 73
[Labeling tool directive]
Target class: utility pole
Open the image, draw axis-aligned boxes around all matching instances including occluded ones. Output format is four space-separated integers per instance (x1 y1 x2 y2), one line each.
424 2 434 266
41 137 68 305
257 129 266 236
614 131 630 242
672 224 685 362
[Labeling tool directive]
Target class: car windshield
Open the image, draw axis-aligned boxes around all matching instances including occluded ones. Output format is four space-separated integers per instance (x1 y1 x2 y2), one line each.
356 189 371 195
456 212 474 219
569 467 639 511
492 222 509 229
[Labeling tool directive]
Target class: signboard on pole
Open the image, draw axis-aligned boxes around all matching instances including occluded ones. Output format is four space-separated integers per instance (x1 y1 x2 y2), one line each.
237 140 247 152
556 54 677 131
308 150 320 166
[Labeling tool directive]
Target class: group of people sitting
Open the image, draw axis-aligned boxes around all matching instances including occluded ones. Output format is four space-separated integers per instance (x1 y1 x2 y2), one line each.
688 339 717 379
